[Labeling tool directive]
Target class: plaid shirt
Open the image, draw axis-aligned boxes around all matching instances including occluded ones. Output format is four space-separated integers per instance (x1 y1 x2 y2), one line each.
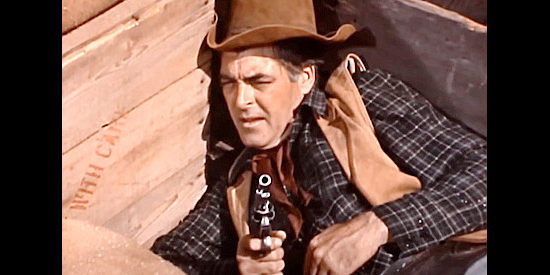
150 68 487 274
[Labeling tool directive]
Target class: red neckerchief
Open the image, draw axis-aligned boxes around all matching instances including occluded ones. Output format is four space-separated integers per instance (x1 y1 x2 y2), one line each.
250 138 313 239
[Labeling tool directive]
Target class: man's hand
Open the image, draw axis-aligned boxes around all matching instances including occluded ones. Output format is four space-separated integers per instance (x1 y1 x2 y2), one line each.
237 230 287 274
304 211 390 275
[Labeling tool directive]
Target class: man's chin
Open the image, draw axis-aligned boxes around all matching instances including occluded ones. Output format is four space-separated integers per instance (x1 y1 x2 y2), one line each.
241 137 280 150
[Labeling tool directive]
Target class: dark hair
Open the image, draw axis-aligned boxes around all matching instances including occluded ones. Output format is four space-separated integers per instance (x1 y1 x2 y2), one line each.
272 38 325 82
204 38 327 182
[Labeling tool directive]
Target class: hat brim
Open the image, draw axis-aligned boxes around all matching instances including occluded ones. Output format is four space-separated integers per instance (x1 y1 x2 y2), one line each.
207 15 356 51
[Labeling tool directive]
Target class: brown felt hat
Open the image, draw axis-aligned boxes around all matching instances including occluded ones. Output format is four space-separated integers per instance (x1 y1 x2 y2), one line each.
206 0 356 51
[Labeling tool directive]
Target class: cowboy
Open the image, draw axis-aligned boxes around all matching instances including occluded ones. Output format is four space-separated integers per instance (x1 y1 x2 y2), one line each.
151 0 487 274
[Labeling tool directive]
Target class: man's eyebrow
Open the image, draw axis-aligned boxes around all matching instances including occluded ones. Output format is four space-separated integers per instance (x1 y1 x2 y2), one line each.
220 73 274 83
243 73 274 82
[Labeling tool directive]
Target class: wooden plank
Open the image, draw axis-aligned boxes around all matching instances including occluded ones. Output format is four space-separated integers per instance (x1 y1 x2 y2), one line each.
62 68 210 232
62 0 122 35
135 182 207 248
62 2 215 154
102 155 208 247
62 0 158 55
333 0 487 136
62 0 212 84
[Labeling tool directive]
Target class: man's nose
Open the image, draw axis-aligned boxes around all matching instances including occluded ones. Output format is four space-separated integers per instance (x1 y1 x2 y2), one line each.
235 83 254 108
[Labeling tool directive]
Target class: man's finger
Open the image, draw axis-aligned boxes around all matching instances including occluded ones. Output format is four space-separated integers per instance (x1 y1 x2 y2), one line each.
318 268 328 275
304 235 321 275
317 259 331 275
237 258 285 274
309 264 318 275
257 247 284 262
310 249 323 275
305 247 320 275
247 230 286 251
255 259 285 273
271 230 287 241
308 241 328 275
304 240 313 275
248 237 282 252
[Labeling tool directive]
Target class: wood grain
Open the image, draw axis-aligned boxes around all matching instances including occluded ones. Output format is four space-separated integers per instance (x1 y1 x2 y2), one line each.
62 0 215 154
62 0 158 55
62 0 123 34
62 68 210 241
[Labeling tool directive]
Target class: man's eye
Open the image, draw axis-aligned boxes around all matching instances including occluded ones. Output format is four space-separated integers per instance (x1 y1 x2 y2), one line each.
253 80 272 87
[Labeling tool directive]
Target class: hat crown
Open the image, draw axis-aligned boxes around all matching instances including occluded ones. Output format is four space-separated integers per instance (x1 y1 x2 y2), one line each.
227 0 317 36
207 0 356 51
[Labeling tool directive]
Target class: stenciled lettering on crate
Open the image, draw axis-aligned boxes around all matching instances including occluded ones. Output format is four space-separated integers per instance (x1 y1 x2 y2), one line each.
62 0 215 245
62 68 211 244
68 112 127 211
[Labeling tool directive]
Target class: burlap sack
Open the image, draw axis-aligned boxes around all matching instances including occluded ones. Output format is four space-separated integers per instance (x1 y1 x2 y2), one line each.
62 218 185 275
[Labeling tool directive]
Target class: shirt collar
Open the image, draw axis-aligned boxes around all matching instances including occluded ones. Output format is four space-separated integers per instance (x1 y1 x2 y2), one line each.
227 87 327 185
300 86 328 118
288 86 327 145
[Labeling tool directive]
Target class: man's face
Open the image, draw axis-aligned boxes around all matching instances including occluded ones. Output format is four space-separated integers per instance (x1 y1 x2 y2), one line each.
220 46 312 149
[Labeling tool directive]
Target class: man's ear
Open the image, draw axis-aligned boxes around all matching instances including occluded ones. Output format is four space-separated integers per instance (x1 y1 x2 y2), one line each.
298 65 316 95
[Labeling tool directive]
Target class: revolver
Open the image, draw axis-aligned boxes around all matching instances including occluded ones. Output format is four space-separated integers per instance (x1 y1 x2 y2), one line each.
250 173 276 253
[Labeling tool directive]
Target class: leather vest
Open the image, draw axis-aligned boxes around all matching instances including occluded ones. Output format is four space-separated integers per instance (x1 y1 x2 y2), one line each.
226 53 486 243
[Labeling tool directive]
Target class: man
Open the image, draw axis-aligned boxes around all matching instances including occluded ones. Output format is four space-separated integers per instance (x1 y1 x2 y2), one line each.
151 0 487 274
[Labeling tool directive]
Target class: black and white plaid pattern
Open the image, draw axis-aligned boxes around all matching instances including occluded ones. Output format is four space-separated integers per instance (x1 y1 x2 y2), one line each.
150 68 487 275
355 69 487 259
150 178 240 274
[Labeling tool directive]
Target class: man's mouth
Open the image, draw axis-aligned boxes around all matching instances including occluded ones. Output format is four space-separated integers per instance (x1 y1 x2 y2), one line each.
239 117 264 128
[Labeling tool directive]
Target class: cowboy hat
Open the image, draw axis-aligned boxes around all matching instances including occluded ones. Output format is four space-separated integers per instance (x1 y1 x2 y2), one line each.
206 0 356 51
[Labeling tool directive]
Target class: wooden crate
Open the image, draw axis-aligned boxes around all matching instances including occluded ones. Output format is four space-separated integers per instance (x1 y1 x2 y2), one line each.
61 0 486 252
62 0 215 248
